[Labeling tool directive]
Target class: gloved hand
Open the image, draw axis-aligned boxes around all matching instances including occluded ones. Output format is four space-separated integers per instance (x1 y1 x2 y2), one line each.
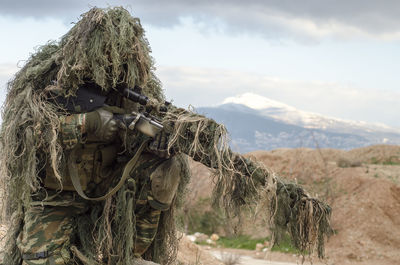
148 131 170 158
85 109 118 142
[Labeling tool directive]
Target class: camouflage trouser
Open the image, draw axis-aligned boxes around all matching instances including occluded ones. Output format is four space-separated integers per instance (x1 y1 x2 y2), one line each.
15 194 163 264
16 194 87 265
134 198 161 255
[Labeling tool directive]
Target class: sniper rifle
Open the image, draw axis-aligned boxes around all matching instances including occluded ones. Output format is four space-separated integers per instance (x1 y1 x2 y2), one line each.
50 84 166 138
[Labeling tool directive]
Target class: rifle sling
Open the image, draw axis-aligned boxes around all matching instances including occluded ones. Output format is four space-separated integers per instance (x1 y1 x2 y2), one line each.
69 140 149 201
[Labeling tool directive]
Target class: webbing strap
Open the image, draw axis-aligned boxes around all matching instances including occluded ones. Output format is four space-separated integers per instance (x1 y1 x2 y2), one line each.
69 140 149 201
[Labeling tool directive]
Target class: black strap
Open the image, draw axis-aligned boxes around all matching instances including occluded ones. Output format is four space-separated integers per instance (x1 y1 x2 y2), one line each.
149 197 170 211
22 251 49 260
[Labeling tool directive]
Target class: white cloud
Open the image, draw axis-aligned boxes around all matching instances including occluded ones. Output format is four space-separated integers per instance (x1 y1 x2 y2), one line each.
2 1 400 42
157 66 400 128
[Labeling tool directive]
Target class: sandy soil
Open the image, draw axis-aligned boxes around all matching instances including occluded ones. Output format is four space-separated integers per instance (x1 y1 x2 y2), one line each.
187 145 400 265
205 247 325 265
177 234 223 265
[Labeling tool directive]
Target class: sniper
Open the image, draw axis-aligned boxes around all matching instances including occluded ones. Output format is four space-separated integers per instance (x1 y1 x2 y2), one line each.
0 7 331 265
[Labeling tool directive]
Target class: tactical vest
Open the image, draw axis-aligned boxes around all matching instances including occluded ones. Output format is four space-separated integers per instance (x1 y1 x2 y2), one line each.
44 140 117 192
44 94 139 192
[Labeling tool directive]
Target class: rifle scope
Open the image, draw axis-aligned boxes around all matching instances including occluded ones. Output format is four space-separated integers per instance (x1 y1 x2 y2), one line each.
122 88 149 106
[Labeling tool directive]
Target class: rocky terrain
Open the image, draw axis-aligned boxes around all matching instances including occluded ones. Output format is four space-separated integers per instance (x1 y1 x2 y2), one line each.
186 144 400 265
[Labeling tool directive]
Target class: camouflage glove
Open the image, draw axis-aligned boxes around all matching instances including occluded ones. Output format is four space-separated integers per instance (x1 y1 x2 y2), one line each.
85 109 118 142
148 131 170 158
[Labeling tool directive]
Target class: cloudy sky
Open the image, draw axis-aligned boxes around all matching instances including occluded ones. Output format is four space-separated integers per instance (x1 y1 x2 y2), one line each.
1 0 400 128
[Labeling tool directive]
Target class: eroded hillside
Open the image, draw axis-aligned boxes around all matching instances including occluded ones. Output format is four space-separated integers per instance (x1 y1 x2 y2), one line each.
186 145 400 265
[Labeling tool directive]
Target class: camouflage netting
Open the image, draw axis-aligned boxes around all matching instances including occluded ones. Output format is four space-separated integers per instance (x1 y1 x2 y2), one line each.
0 6 331 265
162 107 332 258
0 7 168 265
273 181 332 258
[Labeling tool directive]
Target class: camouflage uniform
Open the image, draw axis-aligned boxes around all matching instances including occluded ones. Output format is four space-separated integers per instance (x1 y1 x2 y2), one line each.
16 192 86 264
0 7 189 264
16 111 181 264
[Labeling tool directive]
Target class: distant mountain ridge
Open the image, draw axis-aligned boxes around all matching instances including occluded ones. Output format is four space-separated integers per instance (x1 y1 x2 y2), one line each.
222 93 400 134
196 94 400 153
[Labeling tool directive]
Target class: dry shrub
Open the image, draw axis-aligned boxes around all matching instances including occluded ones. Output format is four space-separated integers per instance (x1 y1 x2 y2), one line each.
337 158 362 168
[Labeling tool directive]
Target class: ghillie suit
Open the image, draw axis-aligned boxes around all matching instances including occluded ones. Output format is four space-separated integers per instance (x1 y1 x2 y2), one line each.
0 7 181 265
161 107 332 258
0 6 331 265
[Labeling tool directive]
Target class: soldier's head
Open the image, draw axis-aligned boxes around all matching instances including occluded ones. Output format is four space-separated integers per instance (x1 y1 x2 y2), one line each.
14 7 163 101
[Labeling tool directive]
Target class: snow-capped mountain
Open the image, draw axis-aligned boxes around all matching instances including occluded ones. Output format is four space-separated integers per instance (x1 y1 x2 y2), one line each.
197 93 400 152
223 93 400 135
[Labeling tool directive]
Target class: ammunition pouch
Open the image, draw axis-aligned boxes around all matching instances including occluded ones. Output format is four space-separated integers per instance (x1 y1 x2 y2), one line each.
44 143 117 191
149 154 188 211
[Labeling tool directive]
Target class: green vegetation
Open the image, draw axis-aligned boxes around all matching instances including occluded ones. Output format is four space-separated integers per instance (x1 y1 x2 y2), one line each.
370 156 400 165
387 175 399 184
370 157 379 164
337 158 361 168
217 235 268 250
196 233 303 255
215 234 304 254
382 156 400 165
177 197 227 235
271 233 306 254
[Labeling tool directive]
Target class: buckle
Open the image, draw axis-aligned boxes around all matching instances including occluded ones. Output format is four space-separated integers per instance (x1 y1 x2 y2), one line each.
22 250 49 260
36 251 48 258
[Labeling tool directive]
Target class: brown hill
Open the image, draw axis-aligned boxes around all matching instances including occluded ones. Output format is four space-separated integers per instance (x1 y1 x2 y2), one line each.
186 145 400 265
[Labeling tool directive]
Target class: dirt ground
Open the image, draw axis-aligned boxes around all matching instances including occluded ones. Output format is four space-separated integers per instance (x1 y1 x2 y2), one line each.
178 235 325 265
187 145 400 265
